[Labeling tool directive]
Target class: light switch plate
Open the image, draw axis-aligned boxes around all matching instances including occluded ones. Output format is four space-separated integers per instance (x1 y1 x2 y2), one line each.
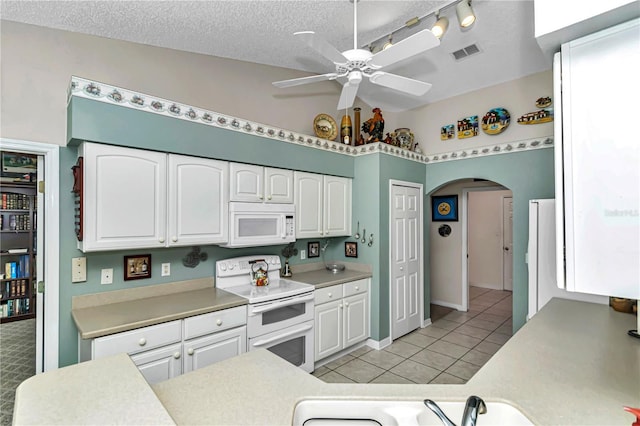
72 257 86 283
101 268 113 285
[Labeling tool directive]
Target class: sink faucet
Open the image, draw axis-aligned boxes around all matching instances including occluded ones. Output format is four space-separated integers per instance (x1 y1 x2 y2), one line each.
424 396 487 426
461 396 487 426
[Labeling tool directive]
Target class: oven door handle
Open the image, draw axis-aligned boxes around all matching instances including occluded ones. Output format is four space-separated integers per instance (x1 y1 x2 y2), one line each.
251 323 313 348
249 293 314 316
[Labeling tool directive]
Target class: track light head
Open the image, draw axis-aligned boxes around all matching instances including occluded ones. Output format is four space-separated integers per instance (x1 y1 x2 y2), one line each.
431 14 449 39
456 0 476 28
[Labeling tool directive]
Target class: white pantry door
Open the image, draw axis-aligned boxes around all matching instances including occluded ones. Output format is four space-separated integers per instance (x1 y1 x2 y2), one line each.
391 184 422 340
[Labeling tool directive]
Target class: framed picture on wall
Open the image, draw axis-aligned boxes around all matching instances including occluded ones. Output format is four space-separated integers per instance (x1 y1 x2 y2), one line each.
124 254 152 281
308 241 320 258
345 242 358 258
432 195 458 222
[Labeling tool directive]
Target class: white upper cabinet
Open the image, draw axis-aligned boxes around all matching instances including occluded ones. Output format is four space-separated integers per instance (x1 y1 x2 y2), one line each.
168 155 229 246
78 143 229 252
554 19 639 299
230 163 293 203
79 143 167 252
294 172 351 238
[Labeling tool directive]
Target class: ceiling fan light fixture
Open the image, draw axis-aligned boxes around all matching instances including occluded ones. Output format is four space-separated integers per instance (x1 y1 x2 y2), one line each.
431 14 449 39
456 0 476 28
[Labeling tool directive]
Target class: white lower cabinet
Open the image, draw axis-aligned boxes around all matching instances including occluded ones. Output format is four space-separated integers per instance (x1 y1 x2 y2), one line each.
314 279 369 362
86 306 247 383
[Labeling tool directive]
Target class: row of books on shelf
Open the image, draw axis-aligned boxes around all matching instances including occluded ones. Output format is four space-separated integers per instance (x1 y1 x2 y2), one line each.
4 256 30 279
1 298 30 318
0 213 32 231
2 279 28 299
1 192 32 210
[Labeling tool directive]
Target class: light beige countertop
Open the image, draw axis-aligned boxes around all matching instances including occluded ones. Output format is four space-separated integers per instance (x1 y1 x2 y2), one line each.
72 278 247 339
15 299 639 425
13 353 175 425
289 262 372 289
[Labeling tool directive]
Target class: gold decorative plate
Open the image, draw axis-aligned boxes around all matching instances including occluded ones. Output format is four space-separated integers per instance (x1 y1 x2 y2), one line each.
313 113 338 141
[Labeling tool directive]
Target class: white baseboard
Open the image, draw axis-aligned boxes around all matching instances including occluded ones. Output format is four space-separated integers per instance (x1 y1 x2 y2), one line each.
470 282 502 290
421 318 432 328
431 299 464 311
366 336 391 350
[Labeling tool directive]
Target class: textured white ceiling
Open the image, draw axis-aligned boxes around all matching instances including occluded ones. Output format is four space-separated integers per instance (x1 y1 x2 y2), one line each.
0 0 551 112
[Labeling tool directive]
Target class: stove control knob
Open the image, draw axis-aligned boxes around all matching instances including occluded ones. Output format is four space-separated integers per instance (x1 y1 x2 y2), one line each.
220 264 227 271
229 263 235 270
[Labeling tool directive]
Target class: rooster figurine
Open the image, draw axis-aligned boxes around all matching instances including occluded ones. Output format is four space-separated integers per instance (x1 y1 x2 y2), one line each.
362 108 385 143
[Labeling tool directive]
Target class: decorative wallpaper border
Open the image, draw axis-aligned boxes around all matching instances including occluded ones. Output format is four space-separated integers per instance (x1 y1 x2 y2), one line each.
68 76 553 164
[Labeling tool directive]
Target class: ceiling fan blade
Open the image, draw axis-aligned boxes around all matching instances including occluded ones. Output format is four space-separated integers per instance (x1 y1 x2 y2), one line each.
295 31 348 65
369 29 440 68
337 81 360 110
369 71 432 96
273 73 339 88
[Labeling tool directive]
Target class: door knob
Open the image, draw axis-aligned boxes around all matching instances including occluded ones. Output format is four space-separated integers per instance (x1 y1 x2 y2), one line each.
504 247 510 251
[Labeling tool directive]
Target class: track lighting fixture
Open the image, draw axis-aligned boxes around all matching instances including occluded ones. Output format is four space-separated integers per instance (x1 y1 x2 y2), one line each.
456 0 476 28
431 13 449 39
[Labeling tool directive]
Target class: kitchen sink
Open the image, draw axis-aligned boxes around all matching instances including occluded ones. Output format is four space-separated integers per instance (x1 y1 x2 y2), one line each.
292 399 533 425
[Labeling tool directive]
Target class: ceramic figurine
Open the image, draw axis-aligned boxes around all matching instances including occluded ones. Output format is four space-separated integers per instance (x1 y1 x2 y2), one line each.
362 108 384 143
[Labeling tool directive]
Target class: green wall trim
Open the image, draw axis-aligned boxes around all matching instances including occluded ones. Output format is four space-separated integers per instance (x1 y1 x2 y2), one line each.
67 97 355 177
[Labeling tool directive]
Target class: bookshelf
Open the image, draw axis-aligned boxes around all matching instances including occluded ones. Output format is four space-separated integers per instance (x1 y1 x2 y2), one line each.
0 182 37 323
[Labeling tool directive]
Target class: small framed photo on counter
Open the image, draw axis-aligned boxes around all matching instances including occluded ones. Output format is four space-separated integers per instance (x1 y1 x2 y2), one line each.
345 241 358 258
124 254 151 281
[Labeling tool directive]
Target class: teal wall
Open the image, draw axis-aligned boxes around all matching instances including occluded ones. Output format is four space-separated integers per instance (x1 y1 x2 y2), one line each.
59 97 555 366
424 148 555 332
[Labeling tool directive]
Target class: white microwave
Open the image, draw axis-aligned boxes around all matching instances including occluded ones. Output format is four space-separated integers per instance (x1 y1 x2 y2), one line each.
222 202 296 248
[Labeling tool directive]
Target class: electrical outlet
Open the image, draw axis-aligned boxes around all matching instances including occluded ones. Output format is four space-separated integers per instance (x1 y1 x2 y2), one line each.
300 250 306 260
101 268 113 285
71 257 86 283
162 263 171 277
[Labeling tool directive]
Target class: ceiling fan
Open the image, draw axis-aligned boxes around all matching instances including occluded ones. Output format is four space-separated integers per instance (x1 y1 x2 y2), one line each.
272 0 440 110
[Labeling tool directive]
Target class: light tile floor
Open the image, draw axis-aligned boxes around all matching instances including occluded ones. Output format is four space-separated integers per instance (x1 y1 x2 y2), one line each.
313 286 512 385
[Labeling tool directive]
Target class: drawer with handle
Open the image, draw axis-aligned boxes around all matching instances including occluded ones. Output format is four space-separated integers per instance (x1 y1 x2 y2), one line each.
92 319 182 359
343 279 368 297
183 305 247 340
315 284 344 305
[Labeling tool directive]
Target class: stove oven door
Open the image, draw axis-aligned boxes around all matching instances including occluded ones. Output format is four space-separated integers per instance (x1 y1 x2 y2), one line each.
247 292 314 337
248 320 314 373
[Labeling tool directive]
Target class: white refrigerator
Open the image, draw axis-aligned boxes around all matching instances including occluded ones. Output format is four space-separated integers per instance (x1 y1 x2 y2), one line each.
527 199 608 319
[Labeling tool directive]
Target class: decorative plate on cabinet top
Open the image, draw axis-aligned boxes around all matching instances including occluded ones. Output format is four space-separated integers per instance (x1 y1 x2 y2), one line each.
313 113 338 141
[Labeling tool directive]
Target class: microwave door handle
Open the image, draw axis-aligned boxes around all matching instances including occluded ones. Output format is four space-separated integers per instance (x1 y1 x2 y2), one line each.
281 214 286 239
251 323 313 348
249 293 315 316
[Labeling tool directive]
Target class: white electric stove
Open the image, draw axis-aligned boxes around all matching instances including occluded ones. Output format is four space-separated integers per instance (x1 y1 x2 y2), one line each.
215 255 315 372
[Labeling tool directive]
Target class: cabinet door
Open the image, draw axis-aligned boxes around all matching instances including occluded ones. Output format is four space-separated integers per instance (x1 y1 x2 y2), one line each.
265 168 293 203
168 155 229 246
323 176 352 237
130 342 182 385
230 163 263 202
80 143 167 251
343 293 369 348
314 299 343 361
182 326 247 374
294 172 323 238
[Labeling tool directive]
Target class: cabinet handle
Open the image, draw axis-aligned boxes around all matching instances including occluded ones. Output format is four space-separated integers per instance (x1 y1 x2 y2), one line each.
345 301 350 307
172 236 177 242
138 338 147 346
267 195 272 200
339 303 343 309
400 267 404 271
187 348 194 356
159 238 165 243
355 286 359 291
328 293 332 298
174 352 181 359
259 195 264 200
216 319 223 326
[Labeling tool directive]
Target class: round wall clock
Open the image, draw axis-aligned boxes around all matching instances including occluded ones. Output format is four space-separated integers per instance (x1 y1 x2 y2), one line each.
313 113 338 141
